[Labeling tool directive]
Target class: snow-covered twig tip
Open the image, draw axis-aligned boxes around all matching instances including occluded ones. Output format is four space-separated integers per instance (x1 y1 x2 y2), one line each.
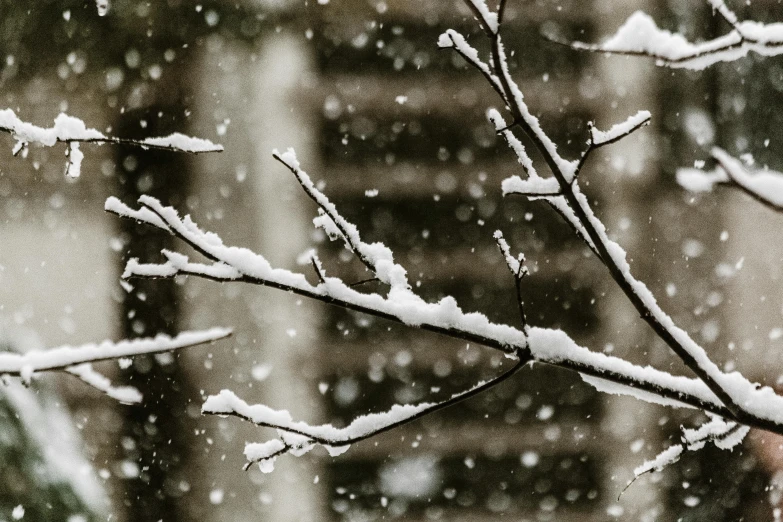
494 230 530 333
549 3 783 70
621 415 749 498
493 230 528 278
0 328 231 402
589 111 651 148
678 148 783 213
272 148 410 290
203 360 525 472
0 109 223 179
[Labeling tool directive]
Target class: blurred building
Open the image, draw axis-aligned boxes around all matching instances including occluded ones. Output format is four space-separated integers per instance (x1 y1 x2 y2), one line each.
1 0 782 521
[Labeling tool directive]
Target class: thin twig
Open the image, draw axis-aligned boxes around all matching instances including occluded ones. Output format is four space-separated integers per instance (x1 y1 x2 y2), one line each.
712 154 783 213
310 257 326 284
0 127 223 155
542 0 783 68
348 277 380 287
272 152 381 278
493 231 529 333
574 115 651 180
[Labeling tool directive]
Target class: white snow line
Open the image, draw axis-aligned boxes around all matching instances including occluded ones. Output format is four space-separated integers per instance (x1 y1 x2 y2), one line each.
591 111 652 146
0 328 231 375
561 10 783 70
0 108 222 179
65 364 142 404
0 109 223 153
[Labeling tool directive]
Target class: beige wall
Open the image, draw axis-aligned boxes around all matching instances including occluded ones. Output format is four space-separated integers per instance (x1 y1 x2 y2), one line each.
181 30 326 521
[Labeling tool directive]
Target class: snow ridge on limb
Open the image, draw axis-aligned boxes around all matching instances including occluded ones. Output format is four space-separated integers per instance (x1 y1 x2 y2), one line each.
463 0 499 34
549 2 783 70
590 111 652 147
65 364 142 404
0 329 231 402
678 148 783 212
622 415 748 497
572 111 652 180
437 30 507 104
272 148 409 290
0 108 223 178
203 360 526 471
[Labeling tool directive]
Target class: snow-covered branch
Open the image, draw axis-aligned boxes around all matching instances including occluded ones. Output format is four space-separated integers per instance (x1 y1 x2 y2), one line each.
107 169 783 443
106 192 525 355
0 328 231 403
678 148 783 213
548 1 783 70
272 150 408 289
101 0 783 473
623 415 749 496
1 109 223 178
64 363 142 404
493 230 529 332
202 359 526 471
577 111 651 175
445 0 781 428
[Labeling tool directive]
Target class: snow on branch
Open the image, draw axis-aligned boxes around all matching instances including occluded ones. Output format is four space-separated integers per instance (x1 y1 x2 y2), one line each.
488 109 563 198
493 230 527 277
463 0 500 35
203 360 526 471
0 328 231 403
590 111 652 148
110 193 746 415
450 0 774 424
107 173 783 447
0 108 223 178
272 149 409 289
549 3 783 70
494 230 529 332
437 30 507 104
571 111 652 180
105 0 783 468
65 363 141 404
107 193 526 354
622 415 749 496
678 148 783 212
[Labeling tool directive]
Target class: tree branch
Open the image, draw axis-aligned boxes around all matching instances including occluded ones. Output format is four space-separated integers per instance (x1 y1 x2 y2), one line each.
493 230 529 333
544 1 783 70
204 358 528 470
575 112 651 179
453 0 759 421
0 329 231 402
712 149 783 213
677 149 783 213
0 108 223 179
107 193 783 438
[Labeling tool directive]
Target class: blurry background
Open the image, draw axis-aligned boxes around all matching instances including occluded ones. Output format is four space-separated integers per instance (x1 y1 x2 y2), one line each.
1 0 782 520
